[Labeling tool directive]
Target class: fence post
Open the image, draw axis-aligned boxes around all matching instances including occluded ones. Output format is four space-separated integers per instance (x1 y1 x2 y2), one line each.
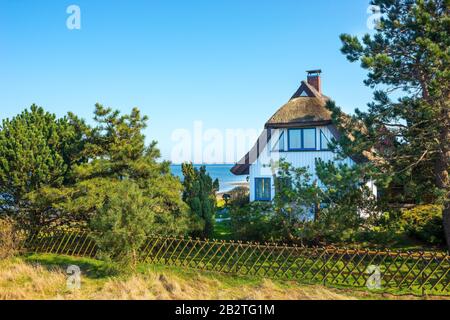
323 248 327 286
234 244 238 274
422 257 425 297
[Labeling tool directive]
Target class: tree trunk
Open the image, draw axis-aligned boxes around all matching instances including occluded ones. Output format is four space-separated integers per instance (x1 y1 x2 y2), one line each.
314 202 321 222
313 180 321 222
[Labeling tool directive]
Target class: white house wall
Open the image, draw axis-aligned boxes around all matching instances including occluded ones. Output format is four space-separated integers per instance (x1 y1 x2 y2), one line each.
249 126 355 202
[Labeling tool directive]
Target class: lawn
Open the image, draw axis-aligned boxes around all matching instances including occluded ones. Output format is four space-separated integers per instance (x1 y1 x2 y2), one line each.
23 228 449 297
213 208 232 240
2 253 446 300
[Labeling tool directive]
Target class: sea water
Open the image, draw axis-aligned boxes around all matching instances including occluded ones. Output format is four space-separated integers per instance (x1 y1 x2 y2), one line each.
170 164 248 193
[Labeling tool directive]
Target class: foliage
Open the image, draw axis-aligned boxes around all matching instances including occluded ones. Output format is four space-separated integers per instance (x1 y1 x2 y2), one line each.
51 104 190 237
230 159 380 245
0 217 23 259
271 159 380 244
0 104 192 244
270 161 321 243
89 181 156 267
400 205 444 245
181 163 218 238
0 105 87 232
336 0 450 248
222 194 231 207
314 159 380 243
230 202 274 242
227 186 250 207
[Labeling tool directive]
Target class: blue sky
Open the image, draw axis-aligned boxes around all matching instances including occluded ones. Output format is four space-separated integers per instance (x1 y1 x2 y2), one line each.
0 0 375 162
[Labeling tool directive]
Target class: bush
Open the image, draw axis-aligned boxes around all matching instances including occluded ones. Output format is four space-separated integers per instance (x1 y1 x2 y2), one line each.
228 186 250 207
400 205 444 245
0 218 22 259
229 160 382 245
182 164 218 238
90 181 158 268
230 202 273 242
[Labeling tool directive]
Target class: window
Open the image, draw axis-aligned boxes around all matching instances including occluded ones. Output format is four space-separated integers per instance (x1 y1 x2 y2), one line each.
255 178 271 201
272 131 285 151
320 130 331 150
303 128 316 149
288 128 317 151
288 129 302 150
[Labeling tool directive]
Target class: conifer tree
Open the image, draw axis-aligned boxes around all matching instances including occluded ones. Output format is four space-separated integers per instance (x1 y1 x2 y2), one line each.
0 103 191 237
181 163 218 238
333 0 449 249
62 104 190 236
0 105 86 232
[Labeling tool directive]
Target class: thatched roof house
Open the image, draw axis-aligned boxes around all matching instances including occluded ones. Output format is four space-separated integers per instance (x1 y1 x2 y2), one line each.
231 70 341 176
230 69 377 203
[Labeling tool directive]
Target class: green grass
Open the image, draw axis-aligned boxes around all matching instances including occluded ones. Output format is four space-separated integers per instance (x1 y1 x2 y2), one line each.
349 232 446 252
215 208 230 220
213 208 232 240
24 253 116 279
22 253 266 289
4 253 447 300
25 230 449 296
22 226 450 298
213 220 232 240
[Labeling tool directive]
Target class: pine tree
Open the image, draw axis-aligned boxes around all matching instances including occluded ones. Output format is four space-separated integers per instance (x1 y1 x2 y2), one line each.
0 105 86 232
335 0 449 249
181 163 218 238
62 104 190 236
90 181 156 268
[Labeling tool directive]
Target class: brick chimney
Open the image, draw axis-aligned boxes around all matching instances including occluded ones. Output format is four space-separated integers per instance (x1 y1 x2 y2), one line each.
306 69 322 94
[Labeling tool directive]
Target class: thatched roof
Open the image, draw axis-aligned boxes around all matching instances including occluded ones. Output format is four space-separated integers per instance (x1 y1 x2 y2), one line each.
230 78 379 176
231 80 336 176
265 81 332 128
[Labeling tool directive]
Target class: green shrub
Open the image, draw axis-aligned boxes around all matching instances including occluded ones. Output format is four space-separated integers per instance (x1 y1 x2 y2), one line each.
90 181 158 268
228 186 250 207
230 202 273 242
400 205 444 245
353 226 399 247
182 164 218 238
0 217 22 259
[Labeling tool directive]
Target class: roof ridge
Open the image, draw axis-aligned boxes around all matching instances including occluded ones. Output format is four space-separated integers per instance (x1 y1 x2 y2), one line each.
302 81 322 98
290 81 323 100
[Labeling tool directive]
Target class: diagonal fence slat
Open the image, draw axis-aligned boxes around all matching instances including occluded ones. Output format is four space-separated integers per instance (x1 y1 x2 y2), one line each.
20 231 450 296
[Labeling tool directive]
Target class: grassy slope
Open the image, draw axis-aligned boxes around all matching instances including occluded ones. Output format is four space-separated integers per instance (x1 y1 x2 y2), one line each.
0 254 446 300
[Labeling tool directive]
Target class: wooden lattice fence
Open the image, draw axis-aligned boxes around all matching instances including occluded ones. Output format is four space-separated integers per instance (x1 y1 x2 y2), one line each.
22 231 450 295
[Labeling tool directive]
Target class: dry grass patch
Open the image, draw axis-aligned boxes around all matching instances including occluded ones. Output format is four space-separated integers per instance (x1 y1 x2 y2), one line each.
0 258 67 299
0 255 447 300
0 258 356 300
88 271 355 300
